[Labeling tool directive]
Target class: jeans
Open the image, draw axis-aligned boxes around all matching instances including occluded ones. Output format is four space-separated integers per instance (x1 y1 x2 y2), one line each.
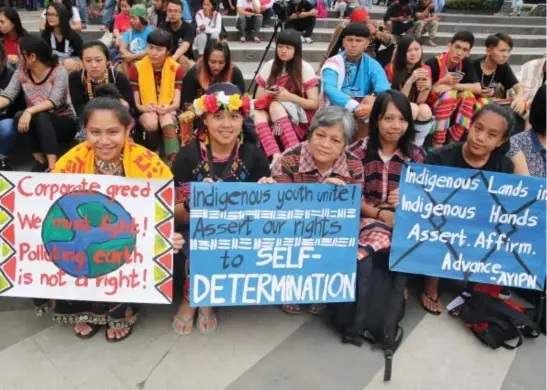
0 119 15 158
288 17 316 38
78 0 87 25
102 0 117 29
16 112 77 156
236 15 262 38
262 7 274 26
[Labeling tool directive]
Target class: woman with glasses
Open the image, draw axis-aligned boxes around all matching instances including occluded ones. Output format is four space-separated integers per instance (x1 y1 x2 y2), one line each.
41 3 83 72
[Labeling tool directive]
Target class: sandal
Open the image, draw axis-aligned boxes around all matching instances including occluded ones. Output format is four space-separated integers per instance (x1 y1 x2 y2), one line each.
197 309 218 335
281 304 302 314
172 313 195 336
420 292 442 315
74 324 101 340
105 326 133 343
308 304 326 315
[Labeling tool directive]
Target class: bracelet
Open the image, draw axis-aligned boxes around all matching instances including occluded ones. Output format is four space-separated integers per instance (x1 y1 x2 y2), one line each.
376 208 384 220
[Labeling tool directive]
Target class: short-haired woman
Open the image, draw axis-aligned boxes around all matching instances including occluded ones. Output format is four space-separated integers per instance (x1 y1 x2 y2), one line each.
267 105 365 315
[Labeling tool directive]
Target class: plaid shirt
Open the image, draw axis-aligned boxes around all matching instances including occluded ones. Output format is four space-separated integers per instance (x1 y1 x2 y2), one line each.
347 138 426 205
272 141 364 186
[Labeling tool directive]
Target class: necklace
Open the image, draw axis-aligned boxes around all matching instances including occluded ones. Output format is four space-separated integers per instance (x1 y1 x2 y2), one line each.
480 59 496 89
85 69 109 101
94 155 123 175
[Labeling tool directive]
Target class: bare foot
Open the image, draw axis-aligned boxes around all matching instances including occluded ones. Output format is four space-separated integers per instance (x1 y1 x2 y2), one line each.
74 323 93 336
282 304 302 314
172 303 196 336
106 327 130 340
197 307 217 334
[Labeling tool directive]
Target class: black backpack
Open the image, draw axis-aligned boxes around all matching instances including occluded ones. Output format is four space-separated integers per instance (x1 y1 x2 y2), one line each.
329 249 407 382
457 292 540 350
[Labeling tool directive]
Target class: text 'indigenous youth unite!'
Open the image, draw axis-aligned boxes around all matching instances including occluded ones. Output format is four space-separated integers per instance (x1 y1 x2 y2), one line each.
190 185 361 306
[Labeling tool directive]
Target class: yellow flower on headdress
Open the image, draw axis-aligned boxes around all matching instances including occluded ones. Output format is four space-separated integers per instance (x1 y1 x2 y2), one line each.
196 95 206 111
228 94 243 112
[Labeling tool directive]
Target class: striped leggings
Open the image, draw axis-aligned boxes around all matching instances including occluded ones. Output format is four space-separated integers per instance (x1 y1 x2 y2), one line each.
431 90 477 145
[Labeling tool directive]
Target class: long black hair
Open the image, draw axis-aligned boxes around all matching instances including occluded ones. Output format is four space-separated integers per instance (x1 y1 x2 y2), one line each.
19 35 59 68
58 0 74 19
267 29 303 94
200 40 233 90
391 34 423 99
368 90 416 158
42 3 77 41
0 7 28 38
530 84 546 136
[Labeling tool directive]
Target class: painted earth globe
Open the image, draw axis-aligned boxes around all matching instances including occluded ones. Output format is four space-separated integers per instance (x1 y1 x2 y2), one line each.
41 191 137 278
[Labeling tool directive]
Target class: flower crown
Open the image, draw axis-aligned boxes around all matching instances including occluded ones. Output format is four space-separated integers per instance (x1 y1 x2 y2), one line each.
193 92 253 117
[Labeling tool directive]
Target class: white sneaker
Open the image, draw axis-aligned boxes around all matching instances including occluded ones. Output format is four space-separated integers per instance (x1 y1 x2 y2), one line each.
300 36 305 43
304 37 313 44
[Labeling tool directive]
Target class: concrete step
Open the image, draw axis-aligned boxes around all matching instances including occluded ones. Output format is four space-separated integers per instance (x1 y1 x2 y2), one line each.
237 63 523 89
223 42 544 65
222 16 547 35
27 27 547 49
218 8 546 25
218 28 546 47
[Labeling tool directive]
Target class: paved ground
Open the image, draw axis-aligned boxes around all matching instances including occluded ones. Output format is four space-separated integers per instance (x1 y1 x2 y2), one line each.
0 292 544 390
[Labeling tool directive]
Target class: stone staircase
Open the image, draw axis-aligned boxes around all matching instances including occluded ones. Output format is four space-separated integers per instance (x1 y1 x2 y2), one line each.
17 7 546 89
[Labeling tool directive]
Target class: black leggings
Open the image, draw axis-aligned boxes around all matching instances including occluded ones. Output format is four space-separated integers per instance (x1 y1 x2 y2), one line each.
16 111 78 156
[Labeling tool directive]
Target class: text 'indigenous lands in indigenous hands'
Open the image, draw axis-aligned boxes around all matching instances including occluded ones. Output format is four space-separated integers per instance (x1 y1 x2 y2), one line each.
189 182 362 307
390 164 547 290
0 172 175 304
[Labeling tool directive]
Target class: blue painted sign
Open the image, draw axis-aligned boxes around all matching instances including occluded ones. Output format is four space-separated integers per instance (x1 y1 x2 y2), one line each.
390 163 547 290
189 182 361 306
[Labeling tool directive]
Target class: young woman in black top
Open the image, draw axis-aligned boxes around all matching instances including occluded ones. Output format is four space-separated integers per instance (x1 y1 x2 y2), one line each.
69 40 136 141
172 83 270 336
421 104 515 315
41 3 83 72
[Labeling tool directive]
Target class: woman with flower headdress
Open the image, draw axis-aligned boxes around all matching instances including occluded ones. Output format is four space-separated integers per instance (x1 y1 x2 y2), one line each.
171 83 271 335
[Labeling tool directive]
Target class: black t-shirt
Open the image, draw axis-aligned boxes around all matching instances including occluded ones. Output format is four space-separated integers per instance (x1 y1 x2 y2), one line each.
181 65 246 107
425 143 514 173
288 0 313 15
472 57 518 91
161 21 196 60
383 3 414 22
0 65 24 118
425 56 479 85
41 31 83 60
172 138 271 185
68 69 136 117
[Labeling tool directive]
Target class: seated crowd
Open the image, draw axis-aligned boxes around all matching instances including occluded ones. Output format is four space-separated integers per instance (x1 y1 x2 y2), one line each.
0 4 544 342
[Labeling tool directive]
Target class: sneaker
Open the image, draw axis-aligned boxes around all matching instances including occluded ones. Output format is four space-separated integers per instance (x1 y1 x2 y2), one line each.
304 37 313 44
253 36 261 43
0 159 13 171
301 36 305 43
240 36 246 43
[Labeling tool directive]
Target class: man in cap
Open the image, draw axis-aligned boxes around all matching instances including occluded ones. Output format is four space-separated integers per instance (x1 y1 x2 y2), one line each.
120 4 154 73
320 23 391 139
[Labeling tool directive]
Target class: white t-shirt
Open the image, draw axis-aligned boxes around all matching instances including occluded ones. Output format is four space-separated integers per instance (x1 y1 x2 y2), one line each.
41 6 81 24
195 10 222 36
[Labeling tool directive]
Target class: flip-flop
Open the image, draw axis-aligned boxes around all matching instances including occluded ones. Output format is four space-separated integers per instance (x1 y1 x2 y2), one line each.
308 304 326 315
281 304 302 315
172 313 195 336
74 324 101 340
105 326 133 343
197 309 218 335
420 292 442 315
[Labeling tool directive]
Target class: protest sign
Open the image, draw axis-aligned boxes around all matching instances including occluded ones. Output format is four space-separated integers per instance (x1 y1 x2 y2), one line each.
390 163 547 290
0 172 174 303
189 182 361 307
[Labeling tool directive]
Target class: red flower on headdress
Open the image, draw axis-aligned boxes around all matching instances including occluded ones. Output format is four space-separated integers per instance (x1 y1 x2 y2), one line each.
241 96 251 114
203 94 220 113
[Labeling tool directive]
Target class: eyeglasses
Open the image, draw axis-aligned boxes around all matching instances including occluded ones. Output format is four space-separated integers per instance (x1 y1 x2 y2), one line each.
46 13 59 17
